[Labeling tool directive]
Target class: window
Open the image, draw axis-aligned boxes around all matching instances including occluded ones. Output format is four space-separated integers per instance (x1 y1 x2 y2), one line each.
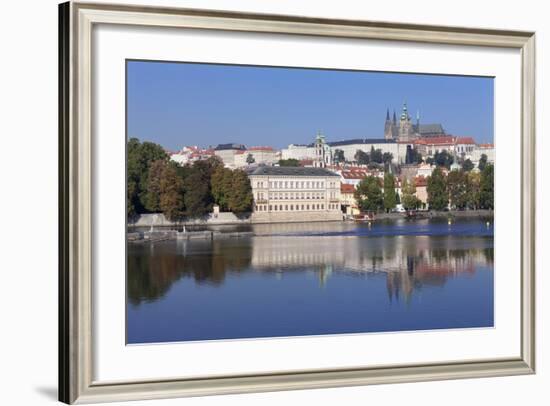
279 205 283 211
269 205 272 211
307 205 310 210
290 205 294 210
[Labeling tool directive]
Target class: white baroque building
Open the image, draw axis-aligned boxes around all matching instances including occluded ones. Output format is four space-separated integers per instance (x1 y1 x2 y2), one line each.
249 166 342 223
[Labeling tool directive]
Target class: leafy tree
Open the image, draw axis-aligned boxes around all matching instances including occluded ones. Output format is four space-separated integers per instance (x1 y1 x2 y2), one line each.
427 167 448 210
401 178 420 210
447 170 469 209
462 158 474 172
127 138 168 217
278 158 300 167
370 146 384 164
246 153 255 164
159 162 184 221
210 166 233 211
383 173 397 212
405 146 423 164
354 176 383 212
143 159 165 212
354 149 369 165
382 152 394 165
431 150 454 169
333 149 345 164
183 170 212 218
466 172 481 209
479 164 494 209
227 170 253 214
478 153 488 171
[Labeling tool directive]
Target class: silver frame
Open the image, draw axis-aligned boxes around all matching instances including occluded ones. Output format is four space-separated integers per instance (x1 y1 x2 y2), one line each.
59 1 536 403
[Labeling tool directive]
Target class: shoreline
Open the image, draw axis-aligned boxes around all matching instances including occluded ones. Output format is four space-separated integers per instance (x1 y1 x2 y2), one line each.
127 211 493 243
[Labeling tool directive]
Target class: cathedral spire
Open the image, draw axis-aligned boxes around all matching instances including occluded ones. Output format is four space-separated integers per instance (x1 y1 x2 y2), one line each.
392 110 397 124
386 108 390 121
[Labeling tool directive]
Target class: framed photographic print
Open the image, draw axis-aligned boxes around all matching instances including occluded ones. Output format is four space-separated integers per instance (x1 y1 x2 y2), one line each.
59 1 536 404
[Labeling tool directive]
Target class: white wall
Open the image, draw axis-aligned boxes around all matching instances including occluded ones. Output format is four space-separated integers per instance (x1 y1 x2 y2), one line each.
1 1 547 406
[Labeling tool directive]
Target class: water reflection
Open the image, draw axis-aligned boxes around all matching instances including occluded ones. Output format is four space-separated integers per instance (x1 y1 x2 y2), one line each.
128 224 493 306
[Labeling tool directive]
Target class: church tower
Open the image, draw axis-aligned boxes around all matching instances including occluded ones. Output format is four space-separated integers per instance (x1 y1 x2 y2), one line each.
384 109 393 140
314 131 330 168
398 102 414 142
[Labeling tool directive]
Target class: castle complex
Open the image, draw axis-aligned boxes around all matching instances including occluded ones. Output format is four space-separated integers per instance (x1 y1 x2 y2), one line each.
384 102 446 142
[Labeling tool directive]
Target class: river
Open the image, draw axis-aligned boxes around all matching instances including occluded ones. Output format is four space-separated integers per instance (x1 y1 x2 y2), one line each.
127 218 494 343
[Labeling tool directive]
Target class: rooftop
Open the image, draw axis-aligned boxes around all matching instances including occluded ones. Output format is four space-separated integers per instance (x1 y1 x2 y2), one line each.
250 166 340 177
214 143 247 151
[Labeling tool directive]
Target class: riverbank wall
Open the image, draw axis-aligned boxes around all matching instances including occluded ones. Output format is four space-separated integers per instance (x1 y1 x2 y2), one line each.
371 210 493 221
128 230 255 243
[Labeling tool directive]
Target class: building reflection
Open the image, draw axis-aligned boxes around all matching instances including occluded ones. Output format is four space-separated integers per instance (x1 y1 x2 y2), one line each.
127 233 493 306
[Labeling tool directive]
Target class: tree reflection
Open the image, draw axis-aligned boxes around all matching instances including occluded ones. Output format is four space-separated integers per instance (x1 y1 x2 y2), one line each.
127 232 493 306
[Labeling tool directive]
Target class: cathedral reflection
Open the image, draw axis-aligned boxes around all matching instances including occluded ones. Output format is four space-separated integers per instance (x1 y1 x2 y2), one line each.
127 234 493 306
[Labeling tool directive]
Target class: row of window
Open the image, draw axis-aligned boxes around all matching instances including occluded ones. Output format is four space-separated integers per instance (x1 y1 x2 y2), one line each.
255 180 338 189
255 203 340 212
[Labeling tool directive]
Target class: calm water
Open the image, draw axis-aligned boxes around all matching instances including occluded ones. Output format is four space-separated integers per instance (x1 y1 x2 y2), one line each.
127 218 494 344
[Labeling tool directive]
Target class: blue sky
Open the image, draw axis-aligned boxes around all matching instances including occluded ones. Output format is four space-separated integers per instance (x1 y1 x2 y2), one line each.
127 60 494 151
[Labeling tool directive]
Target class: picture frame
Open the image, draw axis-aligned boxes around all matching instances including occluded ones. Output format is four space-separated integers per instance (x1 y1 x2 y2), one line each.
59 1 536 404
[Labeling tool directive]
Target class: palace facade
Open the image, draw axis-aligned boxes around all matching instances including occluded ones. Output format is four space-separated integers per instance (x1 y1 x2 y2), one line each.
249 166 342 223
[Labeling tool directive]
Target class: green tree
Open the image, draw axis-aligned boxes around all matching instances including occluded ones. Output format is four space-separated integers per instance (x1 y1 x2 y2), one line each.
401 178 420 210
466 171 481 209
183 170 212 218
227 170 253 214
126 138 168 217
382 152 393 165
370 146 383 164
431 150 454 169
278 158 300 167
246 153 255 164
210 166 233 211
159 163 185 221
143 159 165 212
447 170 469 209
383 173 397 212
479 164 494 209
355 149 369 165
427 167 448 210
354 176 383 212
462 158 474 172
478 153 488 171
406 147 423 164
333 149 345 164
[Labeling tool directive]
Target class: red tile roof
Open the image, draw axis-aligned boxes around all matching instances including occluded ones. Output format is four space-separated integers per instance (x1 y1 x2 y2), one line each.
478 143 494 148
414 136 455 146
341 184 355 194
248 146 274 151
456 137 476 145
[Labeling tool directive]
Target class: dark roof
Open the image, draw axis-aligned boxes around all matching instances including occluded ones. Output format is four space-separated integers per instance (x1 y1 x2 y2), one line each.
331 138 397 146
305 138 396 147
414 124 445 135
250 166 340 177
214 143 246 151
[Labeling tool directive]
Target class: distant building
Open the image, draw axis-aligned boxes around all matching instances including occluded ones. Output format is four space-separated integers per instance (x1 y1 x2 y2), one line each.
471 143 495 165
340 183 359 215
414 136 456 157
214 143 247 167
234 146 277 167
248 166 342 223
384 103 446 142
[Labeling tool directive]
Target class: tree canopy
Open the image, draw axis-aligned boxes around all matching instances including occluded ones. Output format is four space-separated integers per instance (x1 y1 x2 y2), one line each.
427 167 448 210
354 175 383 212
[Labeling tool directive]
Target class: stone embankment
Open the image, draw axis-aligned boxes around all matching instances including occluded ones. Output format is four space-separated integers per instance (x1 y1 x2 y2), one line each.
128 230 254 243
